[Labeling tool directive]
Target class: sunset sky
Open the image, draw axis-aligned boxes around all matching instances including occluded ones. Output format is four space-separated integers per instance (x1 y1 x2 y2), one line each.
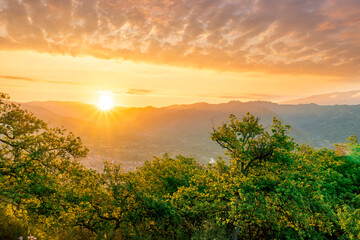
1 0 360 107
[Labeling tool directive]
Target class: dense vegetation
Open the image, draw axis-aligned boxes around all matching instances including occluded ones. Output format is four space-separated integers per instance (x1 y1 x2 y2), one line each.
1 92 360 240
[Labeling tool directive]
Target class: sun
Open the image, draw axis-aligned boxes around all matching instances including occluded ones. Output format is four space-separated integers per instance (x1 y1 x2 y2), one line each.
97 92 114 111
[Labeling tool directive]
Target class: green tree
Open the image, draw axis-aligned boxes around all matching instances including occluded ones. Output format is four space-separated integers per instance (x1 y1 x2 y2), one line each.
0 93 88 238
128 154 204 239
211 113 294 178
210 113 295 239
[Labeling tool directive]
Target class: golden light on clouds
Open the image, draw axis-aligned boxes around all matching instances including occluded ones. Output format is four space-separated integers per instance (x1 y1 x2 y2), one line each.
0 0 360 106
0 0 360 76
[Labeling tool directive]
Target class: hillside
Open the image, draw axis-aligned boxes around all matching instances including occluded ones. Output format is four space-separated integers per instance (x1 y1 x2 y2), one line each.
20 100 360 170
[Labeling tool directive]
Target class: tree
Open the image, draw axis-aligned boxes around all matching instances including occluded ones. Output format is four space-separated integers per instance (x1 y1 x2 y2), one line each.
207 113 360 239
0 93 88 237
211 113 294 178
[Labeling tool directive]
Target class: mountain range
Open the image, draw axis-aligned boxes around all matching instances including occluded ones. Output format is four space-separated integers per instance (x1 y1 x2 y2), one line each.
19 92 360 171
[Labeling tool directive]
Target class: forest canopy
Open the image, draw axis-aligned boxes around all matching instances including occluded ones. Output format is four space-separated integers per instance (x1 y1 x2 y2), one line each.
1 92 360 240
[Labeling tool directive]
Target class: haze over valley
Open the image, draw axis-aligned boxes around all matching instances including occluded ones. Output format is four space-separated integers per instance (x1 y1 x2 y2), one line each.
21 90 360 171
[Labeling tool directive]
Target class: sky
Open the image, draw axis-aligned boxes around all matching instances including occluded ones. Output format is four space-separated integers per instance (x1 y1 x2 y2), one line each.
0 0 360 107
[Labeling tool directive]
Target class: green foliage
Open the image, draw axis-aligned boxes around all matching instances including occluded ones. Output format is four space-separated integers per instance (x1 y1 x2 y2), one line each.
211 113 295 177
338 205 360 240
0 93 89 239
0 93 88 213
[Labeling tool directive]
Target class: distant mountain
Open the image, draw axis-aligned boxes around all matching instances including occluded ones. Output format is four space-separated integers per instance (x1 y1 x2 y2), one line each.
19 100 360 171
281 90 360 105
24 101 126 119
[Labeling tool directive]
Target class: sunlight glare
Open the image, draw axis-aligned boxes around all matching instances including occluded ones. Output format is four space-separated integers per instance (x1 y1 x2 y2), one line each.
98 92 114 111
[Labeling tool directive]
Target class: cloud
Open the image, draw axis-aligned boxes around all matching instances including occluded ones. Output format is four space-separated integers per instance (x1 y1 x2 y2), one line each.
0 75 82 85
0 75 35 81
0 0 360 77
126 89 154 95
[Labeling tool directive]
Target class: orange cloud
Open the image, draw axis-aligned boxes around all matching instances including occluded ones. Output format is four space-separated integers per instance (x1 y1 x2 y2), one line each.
126 89 154 95
0 0 360 77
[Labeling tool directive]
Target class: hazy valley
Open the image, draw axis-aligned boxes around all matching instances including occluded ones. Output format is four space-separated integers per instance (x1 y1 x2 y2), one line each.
21 94 360 171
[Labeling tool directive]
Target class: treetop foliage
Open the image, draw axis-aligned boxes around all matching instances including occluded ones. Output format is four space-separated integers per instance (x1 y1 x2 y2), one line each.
211 113 295 177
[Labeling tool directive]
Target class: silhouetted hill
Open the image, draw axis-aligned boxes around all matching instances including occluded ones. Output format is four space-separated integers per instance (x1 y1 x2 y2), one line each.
19 100 360 170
